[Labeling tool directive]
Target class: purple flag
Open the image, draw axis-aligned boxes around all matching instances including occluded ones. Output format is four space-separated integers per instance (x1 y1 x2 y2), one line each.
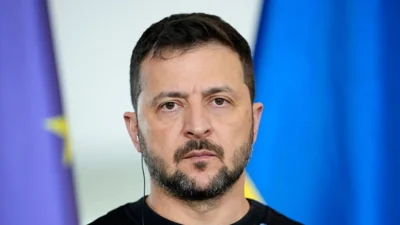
0 1 79 224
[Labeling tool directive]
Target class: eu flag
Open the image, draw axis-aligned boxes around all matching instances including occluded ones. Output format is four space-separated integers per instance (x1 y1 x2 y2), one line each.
246 0 400 224
0 1 79 224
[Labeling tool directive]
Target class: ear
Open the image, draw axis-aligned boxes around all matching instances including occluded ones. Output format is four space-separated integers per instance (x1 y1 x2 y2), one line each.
123 112 142 153
252 102 263 143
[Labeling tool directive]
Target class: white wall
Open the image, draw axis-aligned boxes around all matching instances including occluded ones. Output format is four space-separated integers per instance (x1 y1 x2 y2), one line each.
48 0 262 224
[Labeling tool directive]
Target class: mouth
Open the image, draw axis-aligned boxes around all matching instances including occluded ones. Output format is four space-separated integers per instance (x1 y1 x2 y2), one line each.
183 150 217 159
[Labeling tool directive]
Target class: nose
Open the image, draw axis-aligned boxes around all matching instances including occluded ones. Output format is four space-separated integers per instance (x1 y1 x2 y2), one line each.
183 105 212 139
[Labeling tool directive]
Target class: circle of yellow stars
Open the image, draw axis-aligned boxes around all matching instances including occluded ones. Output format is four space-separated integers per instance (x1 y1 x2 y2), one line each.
45 116 73 166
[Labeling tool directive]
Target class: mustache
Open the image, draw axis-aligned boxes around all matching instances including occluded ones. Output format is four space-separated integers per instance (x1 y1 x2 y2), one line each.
173 139 224 164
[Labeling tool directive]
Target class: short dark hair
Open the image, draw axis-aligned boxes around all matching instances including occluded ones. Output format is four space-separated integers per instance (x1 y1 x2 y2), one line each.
129 13 254 112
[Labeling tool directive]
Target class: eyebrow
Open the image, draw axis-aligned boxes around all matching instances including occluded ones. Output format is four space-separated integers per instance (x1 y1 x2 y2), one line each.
150 85 234 106
202 85 234 96
151 91 189 107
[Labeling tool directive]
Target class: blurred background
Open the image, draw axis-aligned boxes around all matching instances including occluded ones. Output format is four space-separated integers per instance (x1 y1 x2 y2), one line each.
1 0 399 225
1 0 262 224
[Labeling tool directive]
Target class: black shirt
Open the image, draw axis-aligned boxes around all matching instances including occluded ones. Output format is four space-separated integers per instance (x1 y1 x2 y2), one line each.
89 196 302 225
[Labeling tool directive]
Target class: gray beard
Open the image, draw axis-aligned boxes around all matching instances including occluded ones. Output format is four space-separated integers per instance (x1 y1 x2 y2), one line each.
138 124 254 202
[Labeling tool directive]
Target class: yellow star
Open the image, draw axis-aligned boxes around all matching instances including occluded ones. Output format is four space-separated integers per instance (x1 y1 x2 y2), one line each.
45 116 73 166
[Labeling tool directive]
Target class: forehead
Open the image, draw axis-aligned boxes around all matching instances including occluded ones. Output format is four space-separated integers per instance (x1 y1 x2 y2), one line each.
139 44 245 97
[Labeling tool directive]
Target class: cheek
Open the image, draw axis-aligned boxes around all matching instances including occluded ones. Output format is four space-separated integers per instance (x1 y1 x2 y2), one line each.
214 107 252 136
212 110 253 158
143 116 184 166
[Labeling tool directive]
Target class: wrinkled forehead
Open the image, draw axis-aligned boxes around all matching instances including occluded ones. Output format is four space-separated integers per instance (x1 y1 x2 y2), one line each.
137 44 246 103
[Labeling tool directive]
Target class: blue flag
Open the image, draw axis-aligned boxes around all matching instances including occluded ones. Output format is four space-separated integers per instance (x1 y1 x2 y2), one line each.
247 0 400 224
0 1 79 224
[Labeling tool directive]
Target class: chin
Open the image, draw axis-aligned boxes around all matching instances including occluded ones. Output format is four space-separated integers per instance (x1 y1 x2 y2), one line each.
186 170 218 186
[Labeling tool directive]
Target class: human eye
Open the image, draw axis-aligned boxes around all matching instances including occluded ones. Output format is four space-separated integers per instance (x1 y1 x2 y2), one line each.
160 101 180 112
210 97 230 107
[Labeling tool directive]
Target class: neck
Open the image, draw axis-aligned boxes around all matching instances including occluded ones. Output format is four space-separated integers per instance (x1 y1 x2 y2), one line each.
146 173 250 225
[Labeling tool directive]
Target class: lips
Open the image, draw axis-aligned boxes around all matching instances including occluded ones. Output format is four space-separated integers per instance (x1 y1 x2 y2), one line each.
183 150 216 159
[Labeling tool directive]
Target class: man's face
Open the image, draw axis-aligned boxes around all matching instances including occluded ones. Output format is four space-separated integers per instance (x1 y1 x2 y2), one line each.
128 43 263 201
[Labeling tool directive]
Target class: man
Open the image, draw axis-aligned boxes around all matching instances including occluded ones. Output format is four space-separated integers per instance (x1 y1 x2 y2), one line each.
90 13 301 225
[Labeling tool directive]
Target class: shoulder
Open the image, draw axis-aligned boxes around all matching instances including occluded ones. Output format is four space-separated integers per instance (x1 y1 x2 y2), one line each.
87 201 142 225
265 205 303 225
248 199 303 225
